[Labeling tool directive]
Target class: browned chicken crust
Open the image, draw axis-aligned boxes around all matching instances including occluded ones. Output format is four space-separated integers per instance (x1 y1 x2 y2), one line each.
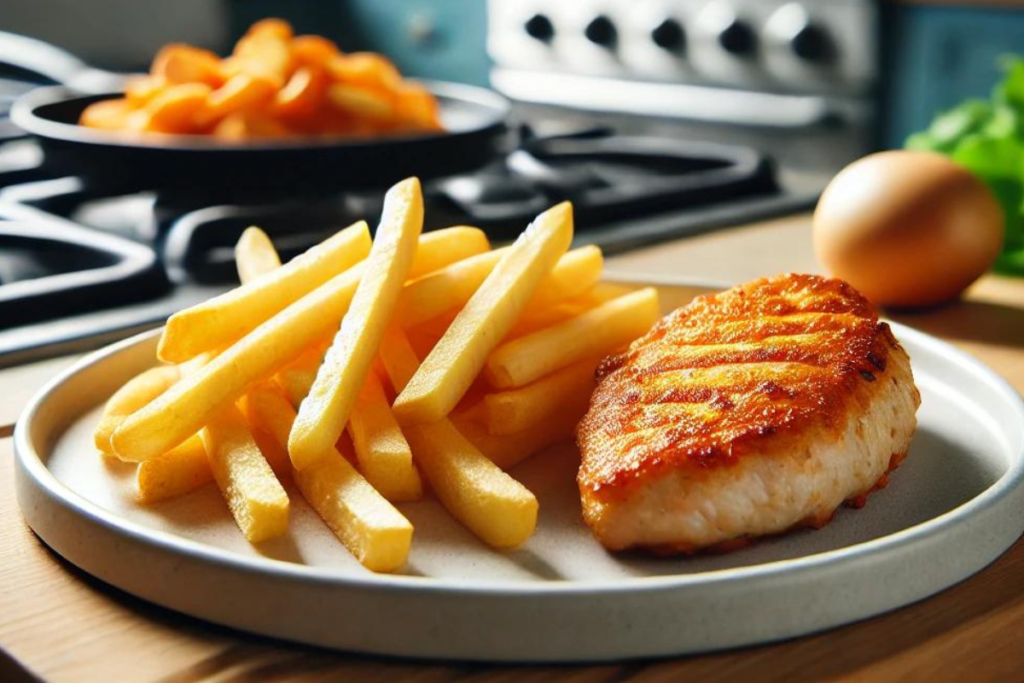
576 273 920 552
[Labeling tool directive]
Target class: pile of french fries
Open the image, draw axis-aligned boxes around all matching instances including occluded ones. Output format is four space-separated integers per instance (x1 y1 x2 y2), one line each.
94 177 660 572
79 19 442 140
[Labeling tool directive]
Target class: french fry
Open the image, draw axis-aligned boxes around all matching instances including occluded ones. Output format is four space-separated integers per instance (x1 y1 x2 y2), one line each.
235 226 282 284
405 309 458 360
528 244 603 310
483 357 599 436
272 341 328 405
159 221 371 363
116 225 489 462
347 373 423 502
271 350 421 501
290 178 424 470
235 394 292 478
396 245 601 329
131 233 282 500
393 202 574 426
136 435 212 504
397 248 506 327
379 326 538 548
411 226 490 276
485 287 660 389
403 420 538 548
505 295 597 341
95 365 180 458
505 282 633 341
248 386 413 572
200 404 289 543
452 408 579 471
116 267 361 462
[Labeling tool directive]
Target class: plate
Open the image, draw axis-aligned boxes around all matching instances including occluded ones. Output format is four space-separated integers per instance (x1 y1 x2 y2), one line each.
14 281 1024 662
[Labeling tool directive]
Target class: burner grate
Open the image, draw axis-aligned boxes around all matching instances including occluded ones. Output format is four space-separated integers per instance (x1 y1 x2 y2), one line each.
0 122 815 365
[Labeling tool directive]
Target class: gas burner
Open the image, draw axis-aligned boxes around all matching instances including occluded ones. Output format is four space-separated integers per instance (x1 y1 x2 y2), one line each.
0 120 813 365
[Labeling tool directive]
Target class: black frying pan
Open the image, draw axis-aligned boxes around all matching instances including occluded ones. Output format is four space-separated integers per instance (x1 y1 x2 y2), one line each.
1 32 510 194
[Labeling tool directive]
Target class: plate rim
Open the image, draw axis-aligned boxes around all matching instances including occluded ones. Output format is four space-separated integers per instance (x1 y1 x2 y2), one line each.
14 278 1024 597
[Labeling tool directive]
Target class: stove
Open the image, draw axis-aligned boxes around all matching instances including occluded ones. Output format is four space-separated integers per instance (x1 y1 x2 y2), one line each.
0 79 817 368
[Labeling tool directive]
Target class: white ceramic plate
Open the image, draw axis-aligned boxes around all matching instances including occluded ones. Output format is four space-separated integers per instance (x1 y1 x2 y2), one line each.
14 282 1024 662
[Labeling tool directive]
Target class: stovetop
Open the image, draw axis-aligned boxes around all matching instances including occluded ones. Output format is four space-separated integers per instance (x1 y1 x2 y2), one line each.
0 80 820 367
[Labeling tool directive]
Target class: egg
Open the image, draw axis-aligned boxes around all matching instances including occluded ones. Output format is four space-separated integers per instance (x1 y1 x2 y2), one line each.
813 150 1004 308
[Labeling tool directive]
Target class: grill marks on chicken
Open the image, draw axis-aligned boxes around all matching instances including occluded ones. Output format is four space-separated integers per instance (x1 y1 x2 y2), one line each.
576 274 920 553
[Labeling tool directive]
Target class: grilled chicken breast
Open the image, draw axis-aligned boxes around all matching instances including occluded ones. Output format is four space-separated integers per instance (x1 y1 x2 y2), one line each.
576 274 920 553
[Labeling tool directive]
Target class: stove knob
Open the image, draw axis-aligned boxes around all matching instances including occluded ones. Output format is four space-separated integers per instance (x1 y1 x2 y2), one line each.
524 13 555 43
651 18 686 52
584 15 617 47
718 18 756 56
791 22 833 62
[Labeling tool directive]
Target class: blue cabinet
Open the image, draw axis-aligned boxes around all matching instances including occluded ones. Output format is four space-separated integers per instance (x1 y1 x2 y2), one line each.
336 0 489 86
883 3 1024 148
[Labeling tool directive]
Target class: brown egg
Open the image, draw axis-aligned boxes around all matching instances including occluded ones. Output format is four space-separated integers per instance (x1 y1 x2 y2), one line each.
813 150 1004 308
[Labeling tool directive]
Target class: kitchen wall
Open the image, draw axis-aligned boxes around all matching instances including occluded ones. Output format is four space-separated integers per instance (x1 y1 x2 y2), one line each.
882 2 1024 147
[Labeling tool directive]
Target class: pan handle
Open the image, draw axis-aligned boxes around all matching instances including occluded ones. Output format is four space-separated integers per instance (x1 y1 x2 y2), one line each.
0 31 126 93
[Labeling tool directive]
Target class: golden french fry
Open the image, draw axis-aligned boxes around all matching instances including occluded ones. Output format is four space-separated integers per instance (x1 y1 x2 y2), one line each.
404 418 537 548
200 404 289 543
483 357 599 436
505 295 595 341
451 407 579 471
508 280 631 342
393 202 574 426
236 392 293 479
95 365 181 458
396 247 507 327
397 245 601 329
405 309 458 359
159 221 371 363
485 287 660 389
235 226 282 284
136 435 212 503
347 372 423 502
277 348 421 500
272 341 328 406
585 281 637 302
230 226 294 479
248 386 412 572
527 244 603 310
114 266 362 462
130 236 283 499
379 327 538 548
113 226 486 463
410 225 490 277
289 178 424 470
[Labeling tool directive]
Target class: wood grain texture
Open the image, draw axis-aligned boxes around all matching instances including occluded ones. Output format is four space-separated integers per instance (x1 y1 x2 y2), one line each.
3 214 1024 681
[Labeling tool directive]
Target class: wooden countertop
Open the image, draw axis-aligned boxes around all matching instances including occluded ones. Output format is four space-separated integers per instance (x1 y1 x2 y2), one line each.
4 214 1024 681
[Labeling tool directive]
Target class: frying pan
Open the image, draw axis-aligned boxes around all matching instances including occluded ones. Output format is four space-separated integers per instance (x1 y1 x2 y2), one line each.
0 32 511 194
